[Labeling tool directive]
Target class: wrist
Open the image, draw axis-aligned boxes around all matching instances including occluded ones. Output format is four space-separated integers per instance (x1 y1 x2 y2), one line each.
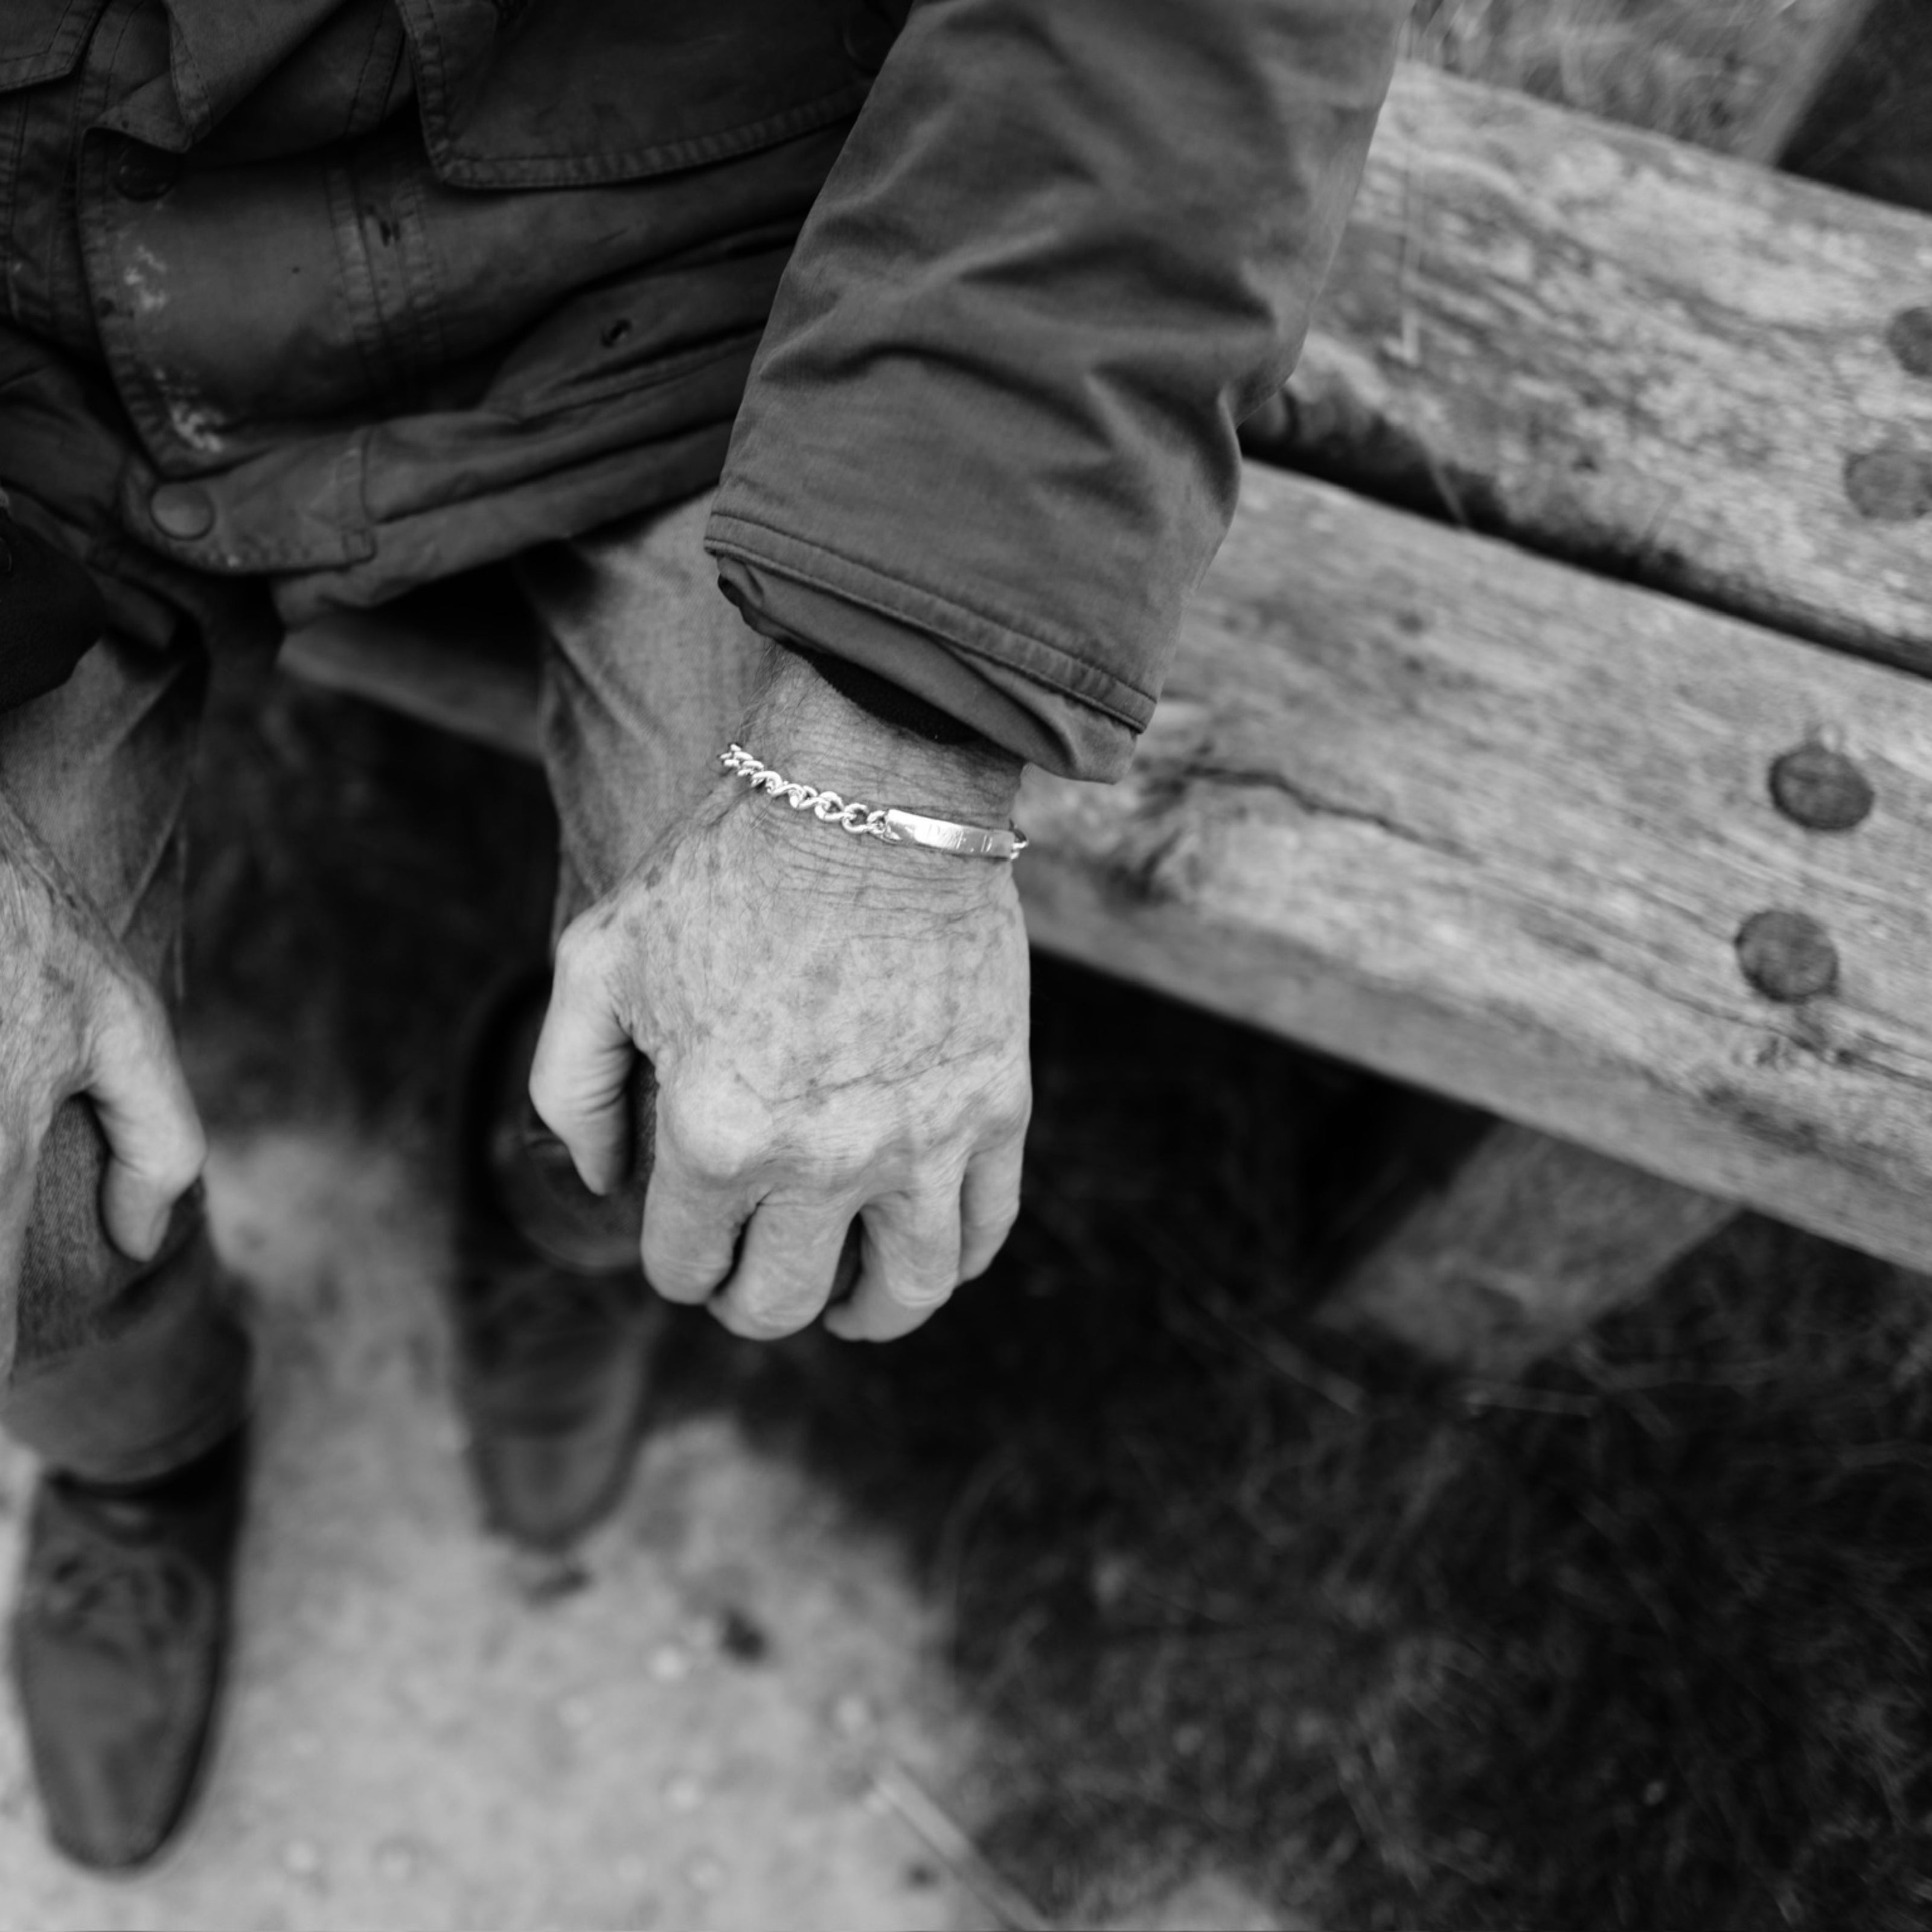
743 647 1024 825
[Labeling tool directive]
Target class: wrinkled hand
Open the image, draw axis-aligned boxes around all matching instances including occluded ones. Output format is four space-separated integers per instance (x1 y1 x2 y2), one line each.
530 651 1031 1342
0 784 206 1296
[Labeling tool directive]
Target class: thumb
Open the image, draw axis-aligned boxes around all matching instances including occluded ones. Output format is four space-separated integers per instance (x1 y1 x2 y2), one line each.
527 935 636 1196
86 984 208 1263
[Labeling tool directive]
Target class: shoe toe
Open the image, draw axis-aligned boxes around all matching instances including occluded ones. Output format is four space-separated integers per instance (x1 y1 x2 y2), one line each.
465 1314 654 1550
15 1589 217 1870
472 1389 644 1550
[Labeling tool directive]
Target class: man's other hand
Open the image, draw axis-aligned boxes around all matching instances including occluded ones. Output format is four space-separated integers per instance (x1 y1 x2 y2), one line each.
529 650 1031 1343
0 785 206 1294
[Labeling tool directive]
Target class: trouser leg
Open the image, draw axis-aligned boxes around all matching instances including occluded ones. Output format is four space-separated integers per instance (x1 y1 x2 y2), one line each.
440 499 749 1547
514 488 765 930
0 633 250 1485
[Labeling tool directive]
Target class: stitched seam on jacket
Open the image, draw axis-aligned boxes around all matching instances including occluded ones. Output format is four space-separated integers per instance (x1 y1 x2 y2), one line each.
706 514 1154 729
502 328 761 427
165 9 210 137
423 89 868 188
0 0 94 91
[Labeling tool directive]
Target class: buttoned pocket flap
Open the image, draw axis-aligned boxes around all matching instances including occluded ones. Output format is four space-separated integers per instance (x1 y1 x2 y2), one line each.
396 0 876 189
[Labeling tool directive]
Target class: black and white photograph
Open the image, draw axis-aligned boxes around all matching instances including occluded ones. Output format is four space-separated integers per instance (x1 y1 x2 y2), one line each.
1 1 1929 1927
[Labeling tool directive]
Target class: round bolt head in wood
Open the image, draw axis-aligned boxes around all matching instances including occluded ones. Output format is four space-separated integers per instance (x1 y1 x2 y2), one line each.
1844 443 1932 521
1735 909 1840 1003
1768 743 1875 832
1889 306 1932 379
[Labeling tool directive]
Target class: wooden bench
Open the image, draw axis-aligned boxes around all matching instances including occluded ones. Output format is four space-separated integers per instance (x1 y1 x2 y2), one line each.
284 53 1932 1371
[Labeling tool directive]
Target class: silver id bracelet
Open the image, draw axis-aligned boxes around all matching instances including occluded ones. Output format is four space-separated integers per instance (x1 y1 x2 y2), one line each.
719 743 1029 862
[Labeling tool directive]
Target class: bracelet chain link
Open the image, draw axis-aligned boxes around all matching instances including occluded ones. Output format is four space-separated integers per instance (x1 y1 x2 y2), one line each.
719 744 895 841
718 743 1028 862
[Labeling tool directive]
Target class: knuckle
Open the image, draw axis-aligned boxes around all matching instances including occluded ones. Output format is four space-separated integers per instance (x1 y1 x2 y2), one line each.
549 918 603 996
974 1083 1032 1147
91 977 155 1053
664 1095 770 1187
901 1133 965 1185
675 1122 760 1188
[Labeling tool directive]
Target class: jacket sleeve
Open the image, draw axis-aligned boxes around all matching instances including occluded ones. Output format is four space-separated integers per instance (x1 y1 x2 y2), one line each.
705 0 1403 781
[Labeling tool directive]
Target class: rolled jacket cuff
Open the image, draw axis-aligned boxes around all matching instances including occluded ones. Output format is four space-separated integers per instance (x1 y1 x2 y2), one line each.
708 526 1141 782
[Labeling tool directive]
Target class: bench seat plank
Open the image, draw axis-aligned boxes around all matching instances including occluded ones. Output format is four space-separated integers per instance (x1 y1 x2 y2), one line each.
1016 463 1932 1273
1276 63 1932 676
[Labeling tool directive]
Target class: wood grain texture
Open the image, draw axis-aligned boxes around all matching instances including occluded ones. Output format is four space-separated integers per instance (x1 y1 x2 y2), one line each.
1319 1122 1736 1372
1276 62 1932 676
1015 463 1932 1274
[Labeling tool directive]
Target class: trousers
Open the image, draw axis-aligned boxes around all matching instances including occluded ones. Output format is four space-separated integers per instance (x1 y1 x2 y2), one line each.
0 492 761 1483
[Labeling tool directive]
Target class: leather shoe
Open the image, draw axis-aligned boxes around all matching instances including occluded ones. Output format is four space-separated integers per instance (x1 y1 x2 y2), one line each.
10 1425 248 1871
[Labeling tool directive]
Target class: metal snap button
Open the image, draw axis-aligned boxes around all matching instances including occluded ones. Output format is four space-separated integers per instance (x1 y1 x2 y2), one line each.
114 143 180 201
149 483 216 541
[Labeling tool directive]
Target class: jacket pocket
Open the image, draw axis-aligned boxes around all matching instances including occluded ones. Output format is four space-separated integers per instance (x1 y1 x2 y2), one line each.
394 0 875 190
0 0 101 91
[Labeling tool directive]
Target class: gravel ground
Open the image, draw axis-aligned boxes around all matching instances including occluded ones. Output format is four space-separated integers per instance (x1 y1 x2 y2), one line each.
0 1130 987 1932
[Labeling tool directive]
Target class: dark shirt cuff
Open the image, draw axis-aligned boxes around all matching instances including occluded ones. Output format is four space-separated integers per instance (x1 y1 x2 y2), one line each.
713 553 1136 779
781 643 981 746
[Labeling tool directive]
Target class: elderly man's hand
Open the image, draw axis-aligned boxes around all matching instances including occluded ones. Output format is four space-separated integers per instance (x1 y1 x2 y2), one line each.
529 650 1031 1342
0 785 206 1297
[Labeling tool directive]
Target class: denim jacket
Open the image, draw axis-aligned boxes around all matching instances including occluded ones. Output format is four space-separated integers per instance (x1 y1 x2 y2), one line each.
0 0 1399 778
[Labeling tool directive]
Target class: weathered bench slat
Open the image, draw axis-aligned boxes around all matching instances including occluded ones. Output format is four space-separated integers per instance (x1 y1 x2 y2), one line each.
286 457 1932 1275
1300 49 1932 1360
1016 462 1932 1275
1276 63 1932 676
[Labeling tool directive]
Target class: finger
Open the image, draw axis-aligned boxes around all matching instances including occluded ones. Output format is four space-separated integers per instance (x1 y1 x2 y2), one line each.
958 1135 1025 1282
86 983 208 1263
528 927 634 1194
638 1130 747 1305
824 1186 963 1344
708 1200 854 1340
